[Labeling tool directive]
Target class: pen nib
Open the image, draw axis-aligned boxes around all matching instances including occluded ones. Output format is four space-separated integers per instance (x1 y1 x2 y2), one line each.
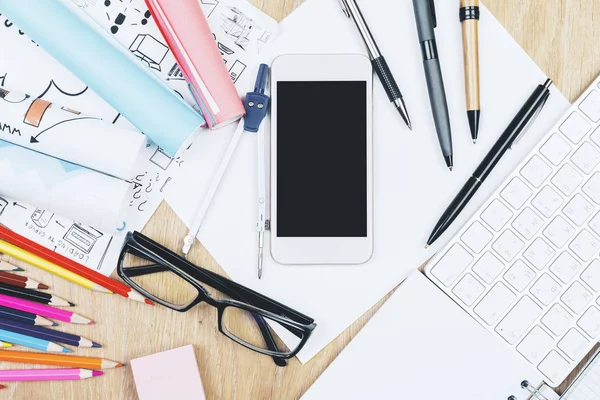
473 139 477 144
393 98 412 130
424 244 430 249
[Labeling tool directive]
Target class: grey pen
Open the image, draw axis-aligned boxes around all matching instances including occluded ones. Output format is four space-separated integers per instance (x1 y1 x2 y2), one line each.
338 0 412 130
412 0 454 170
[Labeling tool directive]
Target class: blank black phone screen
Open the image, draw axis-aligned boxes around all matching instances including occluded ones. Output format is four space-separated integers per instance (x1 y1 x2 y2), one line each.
276 81 367 237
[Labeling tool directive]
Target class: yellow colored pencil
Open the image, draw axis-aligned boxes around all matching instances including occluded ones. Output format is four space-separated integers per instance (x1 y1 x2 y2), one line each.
0 240 112 294
0 341 12 348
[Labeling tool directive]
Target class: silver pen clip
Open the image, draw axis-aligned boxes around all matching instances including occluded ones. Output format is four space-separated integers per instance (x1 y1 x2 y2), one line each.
511 80 553 148
337 0 350 17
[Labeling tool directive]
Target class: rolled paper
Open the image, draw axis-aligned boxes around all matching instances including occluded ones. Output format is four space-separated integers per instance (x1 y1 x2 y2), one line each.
0 0 205 156
0 139 130 233
0 88 146 180
146 0 245 129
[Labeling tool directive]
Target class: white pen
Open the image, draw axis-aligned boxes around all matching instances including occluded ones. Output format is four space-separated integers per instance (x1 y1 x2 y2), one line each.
181 65 270 259
257 116 268 279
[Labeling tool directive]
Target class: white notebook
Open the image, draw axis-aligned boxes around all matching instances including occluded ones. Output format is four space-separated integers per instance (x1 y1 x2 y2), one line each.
302 271 555 400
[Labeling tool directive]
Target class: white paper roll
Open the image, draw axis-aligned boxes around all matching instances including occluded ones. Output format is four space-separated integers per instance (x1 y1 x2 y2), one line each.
0 140 130 233
0 87 146 180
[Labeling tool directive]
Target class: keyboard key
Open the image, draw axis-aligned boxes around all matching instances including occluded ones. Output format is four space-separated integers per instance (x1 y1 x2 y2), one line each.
591 126 600 148
549 252 581 284
452 273 485 306
430 244 474 287
512 207 544 240
495 296 542 345
501 177 533 210
532 186 564 218
504 260 536 292
583 173 600 204
551 164 583 196
538 351 570 384
517 326 554 364
581 259 600 292
460 221 493 254
562 282 593 314
571 142 600 174
474 282 516 325
520 155 553 188
543 216 576 248
557 328 589 361
579 90 600 122
569 230 600 262
492 230 525 262
577 306 600 338
524 238 556 270
480 200 513 232
542 304 573 336
563 194 595 226
530 274 562 306
589 212 600 236
541 134 573 166
472 252 505 284
560 112 591 144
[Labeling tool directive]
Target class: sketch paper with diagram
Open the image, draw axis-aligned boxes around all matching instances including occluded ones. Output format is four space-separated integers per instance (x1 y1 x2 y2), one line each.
0 0 278 275
0 87 146 180
0 139 130 233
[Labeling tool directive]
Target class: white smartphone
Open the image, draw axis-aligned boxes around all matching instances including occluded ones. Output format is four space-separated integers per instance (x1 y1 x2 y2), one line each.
270 54 373 265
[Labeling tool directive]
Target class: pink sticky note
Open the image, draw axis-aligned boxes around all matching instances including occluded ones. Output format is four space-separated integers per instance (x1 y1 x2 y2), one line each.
131 345 206 400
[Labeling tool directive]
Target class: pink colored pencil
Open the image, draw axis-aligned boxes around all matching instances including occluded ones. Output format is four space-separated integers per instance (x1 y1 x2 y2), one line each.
0 368 102 381
0 294 92 325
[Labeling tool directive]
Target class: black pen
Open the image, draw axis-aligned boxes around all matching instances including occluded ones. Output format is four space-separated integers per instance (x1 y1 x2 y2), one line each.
338 0 412 129
426 79 553 247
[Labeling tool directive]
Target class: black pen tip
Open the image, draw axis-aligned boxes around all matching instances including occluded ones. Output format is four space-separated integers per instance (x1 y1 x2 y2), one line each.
444 155 453 170
468 110 480 143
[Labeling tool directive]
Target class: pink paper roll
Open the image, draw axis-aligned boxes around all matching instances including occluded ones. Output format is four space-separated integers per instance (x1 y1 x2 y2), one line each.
146 0 245 129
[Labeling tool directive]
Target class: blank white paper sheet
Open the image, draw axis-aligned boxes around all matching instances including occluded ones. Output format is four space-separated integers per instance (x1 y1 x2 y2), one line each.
166 0 570 362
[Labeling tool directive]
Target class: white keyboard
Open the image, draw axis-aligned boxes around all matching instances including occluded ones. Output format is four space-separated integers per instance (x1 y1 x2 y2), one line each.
425 75 600 387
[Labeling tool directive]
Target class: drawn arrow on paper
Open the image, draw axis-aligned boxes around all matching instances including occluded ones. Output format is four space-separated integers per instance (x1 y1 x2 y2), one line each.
12 202 26 210
29 116 100 143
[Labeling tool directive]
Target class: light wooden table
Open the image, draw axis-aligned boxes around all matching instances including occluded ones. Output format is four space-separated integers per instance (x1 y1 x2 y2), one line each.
5 0 600 399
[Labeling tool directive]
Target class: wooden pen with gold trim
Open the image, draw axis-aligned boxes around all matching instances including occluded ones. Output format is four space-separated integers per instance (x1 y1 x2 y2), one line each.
460 0 481 143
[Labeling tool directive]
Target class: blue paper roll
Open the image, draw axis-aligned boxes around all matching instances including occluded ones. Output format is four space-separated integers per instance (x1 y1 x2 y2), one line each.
0 0 205 156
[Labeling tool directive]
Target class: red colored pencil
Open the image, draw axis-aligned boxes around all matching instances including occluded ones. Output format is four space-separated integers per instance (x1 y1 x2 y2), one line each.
0 271 49 290
0 226 153 305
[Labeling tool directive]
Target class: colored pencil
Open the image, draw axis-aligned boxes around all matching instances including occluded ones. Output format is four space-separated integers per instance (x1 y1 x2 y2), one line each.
0 318 100 348
0 328 69 352
0 283 73 307
0 350 121 370
0 341 12 348
0 239 110 294
0 227 153 304
0 294 92 325
0 261 23 272
0 305 55 327
0 368 102 381
0 271 48 290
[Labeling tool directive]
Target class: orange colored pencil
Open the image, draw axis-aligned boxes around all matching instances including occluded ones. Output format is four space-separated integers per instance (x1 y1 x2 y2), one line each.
0 226 153 305
0 350 122 370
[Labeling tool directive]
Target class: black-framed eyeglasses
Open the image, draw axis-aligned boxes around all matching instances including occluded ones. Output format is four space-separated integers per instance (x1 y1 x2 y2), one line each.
117 231 316 365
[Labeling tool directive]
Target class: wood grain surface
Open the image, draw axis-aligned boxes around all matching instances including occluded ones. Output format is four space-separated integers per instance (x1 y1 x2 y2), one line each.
4 0 600 399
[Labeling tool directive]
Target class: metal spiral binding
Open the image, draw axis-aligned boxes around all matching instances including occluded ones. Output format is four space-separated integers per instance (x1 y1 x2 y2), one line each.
519 380 549 400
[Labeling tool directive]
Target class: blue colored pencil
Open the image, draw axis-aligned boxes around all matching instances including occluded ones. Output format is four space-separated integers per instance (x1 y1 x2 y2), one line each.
0 328 69 353
0 318 100 348
0 305 55 326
